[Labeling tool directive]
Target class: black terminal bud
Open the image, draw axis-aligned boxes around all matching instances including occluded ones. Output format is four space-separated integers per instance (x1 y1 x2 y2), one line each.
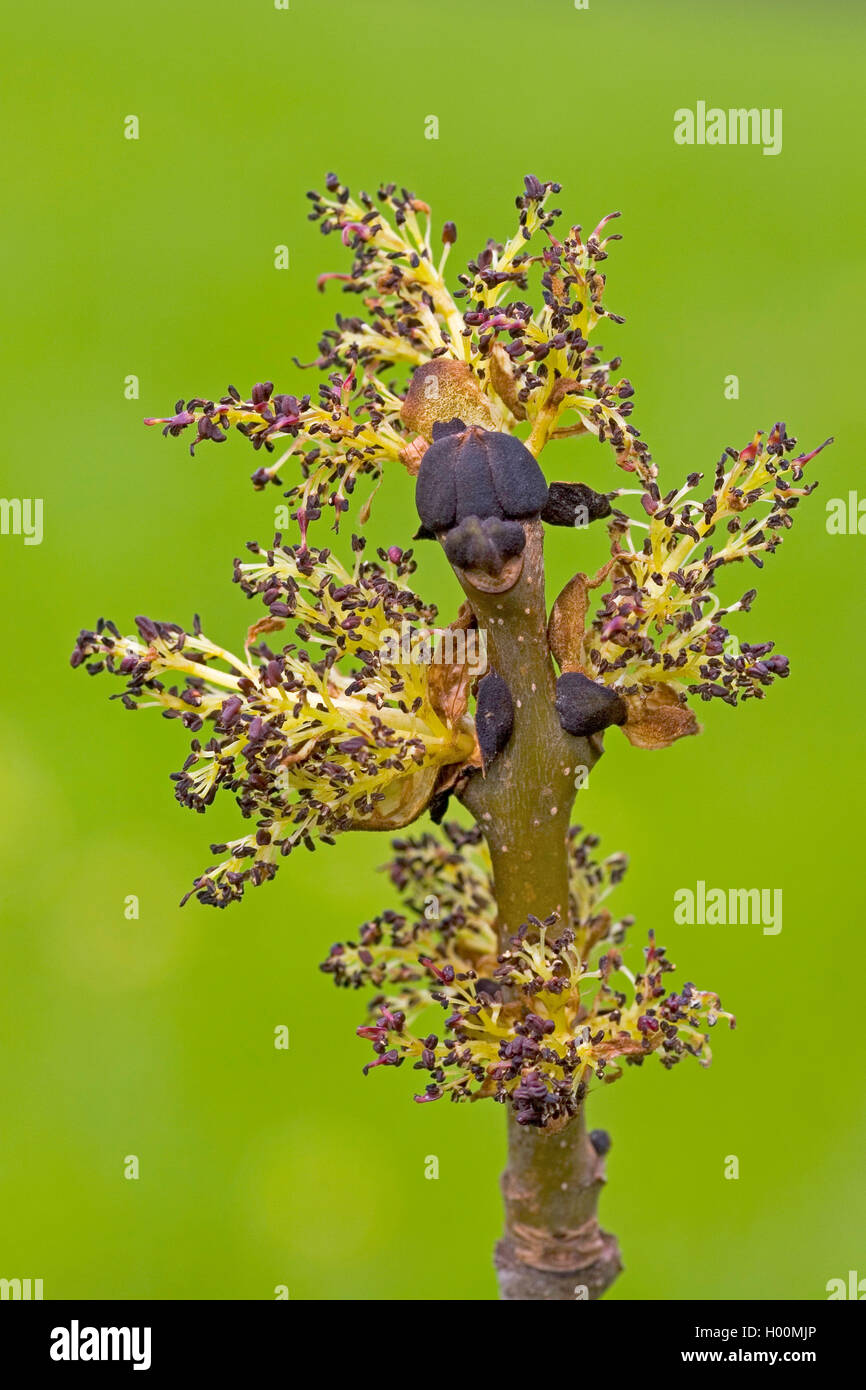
589 1128 612 1156
555 671 627 737
431 418 465 440
476 670 514 769
415 422 549 534
541 481 612 527
443 515 526 575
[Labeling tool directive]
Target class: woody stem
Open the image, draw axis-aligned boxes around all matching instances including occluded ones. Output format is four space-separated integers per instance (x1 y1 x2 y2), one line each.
454 520 621 1301
494 1107 622 1301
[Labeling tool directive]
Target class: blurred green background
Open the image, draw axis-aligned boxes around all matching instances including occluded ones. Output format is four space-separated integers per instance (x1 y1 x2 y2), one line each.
1 0 864 1301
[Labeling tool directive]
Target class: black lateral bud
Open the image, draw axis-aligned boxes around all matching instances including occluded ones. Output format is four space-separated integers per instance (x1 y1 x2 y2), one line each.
443 515 526 575
541 481 612 527
415 424 549 534
476 670 514 769
555 671 627 737
589 1128 612 1156
429 789 451 824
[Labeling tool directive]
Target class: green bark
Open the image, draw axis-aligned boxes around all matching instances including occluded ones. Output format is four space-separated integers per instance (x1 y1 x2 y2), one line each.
455 519 622 1301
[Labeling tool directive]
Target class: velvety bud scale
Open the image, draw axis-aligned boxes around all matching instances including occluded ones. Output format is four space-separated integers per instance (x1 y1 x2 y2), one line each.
415 423 549 534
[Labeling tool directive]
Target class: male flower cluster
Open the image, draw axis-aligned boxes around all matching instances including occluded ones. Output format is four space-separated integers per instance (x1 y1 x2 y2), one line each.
324 824 732 1126
542 421 831 749
70 540 475 905
142 173 653 530
586 424 830 722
